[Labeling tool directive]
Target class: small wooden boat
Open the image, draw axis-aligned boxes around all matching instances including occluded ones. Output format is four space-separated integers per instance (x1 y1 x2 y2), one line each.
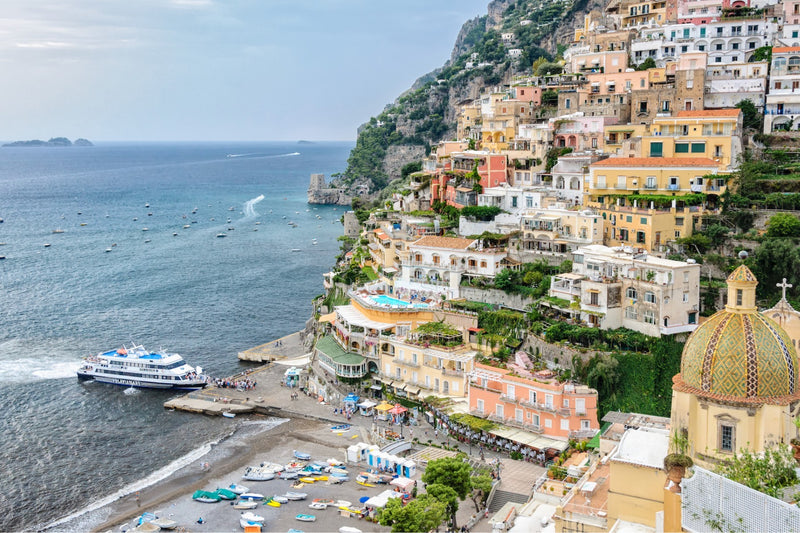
295 514 316 522
356 480 375 487
222 411 235 418
214 487 238 500
234 499 259 509
150 517 178 530
329 468 348 476
239 493 265 500
314 475 329 481
260 462 284 472
285 491 308 500
339 527 363 533
308 502 328 510
293 450 311 461
331 424 351 432
240 511 265 522
228 483 249 495
327 458 345 466
299 477 316 483
313 498 335 504
240 518 263 530
334 500 352 509
279 471 299 480
272 495 289 504
192 489 221 503
132 522 160 532
243 470 275 481
328 476 348 484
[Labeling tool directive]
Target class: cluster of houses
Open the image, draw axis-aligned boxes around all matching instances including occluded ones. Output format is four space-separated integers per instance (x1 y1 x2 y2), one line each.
309 1 800 530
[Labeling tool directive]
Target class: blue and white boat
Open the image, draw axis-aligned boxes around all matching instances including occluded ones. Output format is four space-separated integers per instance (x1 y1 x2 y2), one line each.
77 344 208 390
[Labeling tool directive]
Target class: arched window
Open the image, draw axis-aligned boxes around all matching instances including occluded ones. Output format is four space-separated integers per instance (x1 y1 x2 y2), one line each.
626 287 638 301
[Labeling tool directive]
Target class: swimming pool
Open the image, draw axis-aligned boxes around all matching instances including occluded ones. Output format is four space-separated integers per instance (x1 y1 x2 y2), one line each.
370 295 429 308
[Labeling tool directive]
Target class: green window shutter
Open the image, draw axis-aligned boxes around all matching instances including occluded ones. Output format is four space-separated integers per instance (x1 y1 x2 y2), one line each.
675 143 689 153
691 142 706 153
650 142 663 157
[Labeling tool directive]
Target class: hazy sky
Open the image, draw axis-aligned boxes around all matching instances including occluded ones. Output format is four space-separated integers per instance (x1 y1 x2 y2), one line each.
0 0 489 142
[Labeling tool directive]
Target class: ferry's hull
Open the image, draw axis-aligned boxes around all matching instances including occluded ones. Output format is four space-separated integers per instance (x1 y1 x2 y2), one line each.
77 371 206 390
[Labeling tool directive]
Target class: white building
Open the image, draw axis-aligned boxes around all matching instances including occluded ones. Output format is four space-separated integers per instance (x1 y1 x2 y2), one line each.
395 236 510 300
764 46 800 132
521 205 604 255
548 245 701 337
704 61 768 110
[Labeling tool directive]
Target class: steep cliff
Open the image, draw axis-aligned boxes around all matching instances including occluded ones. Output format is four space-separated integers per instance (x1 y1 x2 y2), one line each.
335 0 598 201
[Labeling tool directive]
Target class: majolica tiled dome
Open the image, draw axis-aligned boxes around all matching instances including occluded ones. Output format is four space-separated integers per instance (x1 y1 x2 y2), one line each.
678 266 800 401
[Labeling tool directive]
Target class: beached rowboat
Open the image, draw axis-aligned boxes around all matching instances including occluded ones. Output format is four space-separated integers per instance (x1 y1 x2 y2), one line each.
239 493 265 500
228 483 249 495
293 450 311 460
285 491 308 500
191 490 221 503
233 499 258 509
240 512 264 522
308 502 328 510
295 514 316 522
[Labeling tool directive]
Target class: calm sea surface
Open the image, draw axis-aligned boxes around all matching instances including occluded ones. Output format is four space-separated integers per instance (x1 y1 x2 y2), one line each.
0 141 352 531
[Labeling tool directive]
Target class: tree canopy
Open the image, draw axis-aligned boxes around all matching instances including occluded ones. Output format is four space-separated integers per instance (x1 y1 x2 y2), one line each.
422 457 473 500
378 494 446 532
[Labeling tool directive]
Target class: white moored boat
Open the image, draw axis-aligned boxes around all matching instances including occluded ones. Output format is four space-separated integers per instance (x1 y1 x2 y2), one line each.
77 344 208 390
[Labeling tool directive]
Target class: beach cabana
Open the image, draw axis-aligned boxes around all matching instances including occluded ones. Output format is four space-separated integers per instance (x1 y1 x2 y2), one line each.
357 399 377 416
390 476 416 493
343 393 360 411
364 489 402 510
375 401 393 421
401 460 416 478
388 403 408 425
284 367 301 387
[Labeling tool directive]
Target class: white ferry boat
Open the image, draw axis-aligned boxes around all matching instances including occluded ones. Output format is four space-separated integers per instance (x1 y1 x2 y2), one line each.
77 344 208 390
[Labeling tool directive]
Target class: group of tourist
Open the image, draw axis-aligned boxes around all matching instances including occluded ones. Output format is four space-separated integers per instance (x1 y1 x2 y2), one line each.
212 377 256 390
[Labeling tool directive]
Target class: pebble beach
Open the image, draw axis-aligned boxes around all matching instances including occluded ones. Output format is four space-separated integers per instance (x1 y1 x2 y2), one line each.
44 359 419 533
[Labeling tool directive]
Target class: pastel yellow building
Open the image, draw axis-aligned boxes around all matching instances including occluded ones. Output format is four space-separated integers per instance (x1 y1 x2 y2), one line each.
380 323 477 399
588 157 723 251
644 109 743 171
603 123 648 157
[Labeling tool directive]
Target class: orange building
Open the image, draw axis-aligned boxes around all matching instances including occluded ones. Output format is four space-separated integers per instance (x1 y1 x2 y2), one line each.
468 363 600 440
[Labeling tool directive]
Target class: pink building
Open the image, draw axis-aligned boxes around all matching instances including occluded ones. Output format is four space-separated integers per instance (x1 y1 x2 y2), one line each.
468 363 600 440
512 86 543 106
553 115 619 152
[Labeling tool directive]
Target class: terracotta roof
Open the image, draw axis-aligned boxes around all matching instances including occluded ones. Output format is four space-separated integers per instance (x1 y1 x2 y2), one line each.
675 109 741 118
412 236 476 250
591 157 719 167
773 47 800 54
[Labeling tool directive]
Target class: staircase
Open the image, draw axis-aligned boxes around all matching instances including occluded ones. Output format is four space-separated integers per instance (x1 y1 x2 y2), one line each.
487 488 529 514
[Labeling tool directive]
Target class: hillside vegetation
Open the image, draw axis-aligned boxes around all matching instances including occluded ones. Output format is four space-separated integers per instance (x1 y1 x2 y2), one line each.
338 0 598 196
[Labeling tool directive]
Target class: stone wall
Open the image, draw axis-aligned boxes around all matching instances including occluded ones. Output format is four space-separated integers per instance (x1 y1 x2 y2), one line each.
458 286 537 311
523 334 598 372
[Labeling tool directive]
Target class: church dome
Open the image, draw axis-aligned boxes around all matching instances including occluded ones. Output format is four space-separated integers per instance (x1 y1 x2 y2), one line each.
677 265 800 402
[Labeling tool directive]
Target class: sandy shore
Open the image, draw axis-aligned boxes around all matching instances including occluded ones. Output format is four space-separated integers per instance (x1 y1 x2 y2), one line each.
47 411 393 533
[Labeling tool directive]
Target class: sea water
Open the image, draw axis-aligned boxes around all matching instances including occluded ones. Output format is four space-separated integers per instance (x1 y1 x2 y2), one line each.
0 141 352 530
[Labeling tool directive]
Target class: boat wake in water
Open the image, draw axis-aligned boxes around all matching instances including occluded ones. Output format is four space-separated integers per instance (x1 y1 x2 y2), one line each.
0 357 81 384
242 194 265 218
226 152 300 160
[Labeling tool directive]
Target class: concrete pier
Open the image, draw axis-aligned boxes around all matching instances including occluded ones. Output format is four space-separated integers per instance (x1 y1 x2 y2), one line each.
237 330 307 362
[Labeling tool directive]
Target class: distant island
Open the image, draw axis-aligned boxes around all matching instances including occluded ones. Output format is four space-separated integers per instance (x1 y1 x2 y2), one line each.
297 140 314 145
2 137 93 147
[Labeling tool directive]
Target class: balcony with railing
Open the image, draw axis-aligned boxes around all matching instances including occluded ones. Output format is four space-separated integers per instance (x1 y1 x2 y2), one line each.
395 358 420 369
